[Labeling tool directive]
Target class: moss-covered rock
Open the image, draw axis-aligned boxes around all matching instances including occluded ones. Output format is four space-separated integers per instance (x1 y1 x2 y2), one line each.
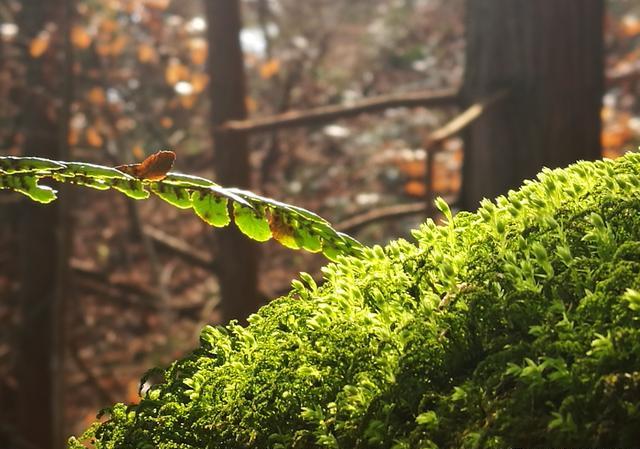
72 154 640 449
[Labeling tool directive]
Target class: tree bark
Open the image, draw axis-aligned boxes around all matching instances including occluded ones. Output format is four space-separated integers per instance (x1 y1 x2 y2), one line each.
15 0 71 448
205 0 261 323
461 0 604 210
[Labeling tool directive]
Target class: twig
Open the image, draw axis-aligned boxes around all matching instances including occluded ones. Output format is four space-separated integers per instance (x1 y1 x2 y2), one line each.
219 88 460 134
142 225 215 272
606 66 640 85
335 202 427 234
424 88 510 215
68 339 119 405
71 258 158 301
0 423 42 449
425 88 510 146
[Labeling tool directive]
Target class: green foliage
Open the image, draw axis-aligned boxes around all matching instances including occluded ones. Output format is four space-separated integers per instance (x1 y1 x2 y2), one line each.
68 153 640 448
0 156 361 260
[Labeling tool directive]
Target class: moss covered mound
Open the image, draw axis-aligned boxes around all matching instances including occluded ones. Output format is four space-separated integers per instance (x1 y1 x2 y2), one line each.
73 154 640 449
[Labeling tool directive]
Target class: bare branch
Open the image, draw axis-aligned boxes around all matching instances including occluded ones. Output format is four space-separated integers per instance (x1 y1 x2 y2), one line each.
142 225 215 272
426 88 510 146
220 88 460 134
335 202 427 234
606 66 640 85
68 340 119 406
423 88 510 216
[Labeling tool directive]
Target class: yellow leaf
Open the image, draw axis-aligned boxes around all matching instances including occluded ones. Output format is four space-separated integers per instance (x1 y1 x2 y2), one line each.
29 32 50 58
259 59 280 79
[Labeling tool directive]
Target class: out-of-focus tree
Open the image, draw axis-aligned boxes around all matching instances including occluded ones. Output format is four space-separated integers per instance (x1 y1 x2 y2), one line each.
14 0 72 448
461 0 604 209
206 0 261 322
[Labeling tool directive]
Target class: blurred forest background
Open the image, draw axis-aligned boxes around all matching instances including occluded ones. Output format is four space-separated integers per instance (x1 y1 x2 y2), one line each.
0 0 639 448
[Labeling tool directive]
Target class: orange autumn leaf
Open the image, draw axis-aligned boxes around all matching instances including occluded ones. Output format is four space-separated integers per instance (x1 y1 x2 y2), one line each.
451 147 463 164
71 25 92 49
622 15 640 37
160 116 173 128
109 35 128 56
602 147 624 160
87 87 106 106
132 144 145 160
245 96 257 113
601 127 631 149
259 59 280 79
404 180 426 197
95 41 110 57
86 127 103 147
30 32 50 58
179 94 197 109
397 160 425 178
188 38 207 65
99 18 117 34
137 43 157 63
120 0 135 14
145 0 171 10
432 171 459 193
190 72 208 93
601 106 614 122
68 129 79 146
126 379 140 404
165 59 189 85
115 150 175 181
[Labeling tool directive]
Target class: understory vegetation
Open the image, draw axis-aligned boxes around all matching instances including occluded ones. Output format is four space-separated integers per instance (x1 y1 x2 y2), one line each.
72 153 640 448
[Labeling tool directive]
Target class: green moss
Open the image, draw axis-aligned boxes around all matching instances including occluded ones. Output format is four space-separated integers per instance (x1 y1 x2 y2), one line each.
71 154 640 449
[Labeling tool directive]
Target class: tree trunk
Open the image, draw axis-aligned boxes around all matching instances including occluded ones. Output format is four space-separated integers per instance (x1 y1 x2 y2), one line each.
460 0 604 210
205 0 261 323
16 0 71 448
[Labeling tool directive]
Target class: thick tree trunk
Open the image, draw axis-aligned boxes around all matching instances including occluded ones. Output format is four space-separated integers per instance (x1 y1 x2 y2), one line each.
461 0 604 210
16 1 71 448
205 0 261 322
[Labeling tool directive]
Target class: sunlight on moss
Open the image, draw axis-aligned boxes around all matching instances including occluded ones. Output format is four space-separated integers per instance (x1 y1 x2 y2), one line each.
64 152 640 448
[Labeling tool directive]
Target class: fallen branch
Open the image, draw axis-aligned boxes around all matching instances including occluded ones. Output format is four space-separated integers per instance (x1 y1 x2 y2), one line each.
219 88 460 134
